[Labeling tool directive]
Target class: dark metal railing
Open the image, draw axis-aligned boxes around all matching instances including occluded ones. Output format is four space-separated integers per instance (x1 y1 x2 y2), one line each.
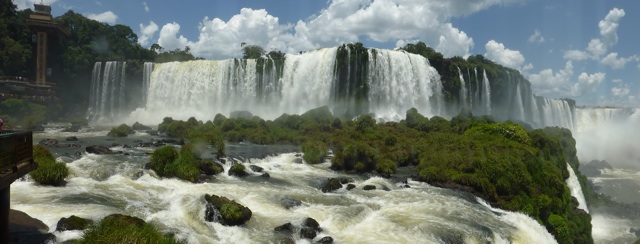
0 131 33 174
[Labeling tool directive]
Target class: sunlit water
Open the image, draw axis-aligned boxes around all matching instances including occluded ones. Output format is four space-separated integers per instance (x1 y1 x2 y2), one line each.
12 130 558 243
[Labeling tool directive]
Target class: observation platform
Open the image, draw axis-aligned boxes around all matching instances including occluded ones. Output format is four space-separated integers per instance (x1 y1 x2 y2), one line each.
0 131 36 242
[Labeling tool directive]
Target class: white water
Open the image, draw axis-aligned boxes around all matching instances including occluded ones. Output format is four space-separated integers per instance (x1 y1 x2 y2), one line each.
482 69 491 115
87 61 128 123
13 132 558 243
566 163 589 213
537 98 575 130
457 67 468 111
367 49 442 121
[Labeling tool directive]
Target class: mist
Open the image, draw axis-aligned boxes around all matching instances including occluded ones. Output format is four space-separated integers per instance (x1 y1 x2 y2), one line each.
575 110 640 170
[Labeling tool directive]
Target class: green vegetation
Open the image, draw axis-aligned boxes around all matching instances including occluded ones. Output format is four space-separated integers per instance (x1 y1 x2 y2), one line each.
154 107 592 243
204 194 252 226
77 214 177 244
147 145 202 183
0 98 58 130
107 124 134 137
30 145 69 186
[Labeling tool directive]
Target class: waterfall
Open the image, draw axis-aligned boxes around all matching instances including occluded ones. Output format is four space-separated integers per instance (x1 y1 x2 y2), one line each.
457 67 468 111
482 69 491 115
538 98 575 129
367 49 442 121
88 61 128 123
131 47 444 124
513 81 525 121
566 163 589 213
142 62 154 105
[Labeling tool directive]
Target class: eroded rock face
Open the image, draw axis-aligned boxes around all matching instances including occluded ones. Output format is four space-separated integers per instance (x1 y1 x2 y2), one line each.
204 194 252 226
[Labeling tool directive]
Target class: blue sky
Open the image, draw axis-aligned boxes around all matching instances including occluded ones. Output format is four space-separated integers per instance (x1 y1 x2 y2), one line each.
14 0 640 108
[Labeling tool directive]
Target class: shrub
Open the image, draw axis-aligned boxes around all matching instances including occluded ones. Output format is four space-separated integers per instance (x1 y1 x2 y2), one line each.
375 159 397 177
30 145 69 186
301 140 327 164
107 124 134 137
78 214 177 244
465 122 530 145
148 146 179 177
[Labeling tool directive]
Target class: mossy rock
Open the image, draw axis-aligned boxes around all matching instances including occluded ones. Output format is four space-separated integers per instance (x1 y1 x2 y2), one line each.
107 124 135 137
30 145 69 186
102 214 146 227
228 163 248 177
56 215 92 231
320 178 352 193
77 214 176 244
204 194 252 226
199 159 223 175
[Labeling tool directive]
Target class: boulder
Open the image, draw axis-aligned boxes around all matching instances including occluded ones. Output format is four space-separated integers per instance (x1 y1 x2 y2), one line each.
249 165 264 173
346 184 356 191
204 194 252 226
199 159 223 175
260 173 270 178
318 236 334 243
146 130 159 136
65 136 78 141
39 139 59 147
274 222 295 234
320 178 352 193
280 197 302 209
55 215 92 231
302 217 321 232
300 227 317 239
228 163 248 177
363 185 376 191
293 158 303 164
85 145 115 155
132 122 152 131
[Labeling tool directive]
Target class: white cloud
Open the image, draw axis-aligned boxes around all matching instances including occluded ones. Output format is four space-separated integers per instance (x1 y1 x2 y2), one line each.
86 11 118 25
599 8 625 47
600 53 639 69
611 83 630 97
12 0 59 10
157 22 189 51
528 61 574 96
156 0 526 59
484 40 525 70
563 50 589 61
572 72 606 96
527 29 544 44
138 21 159 46
586 39 606 58
143 2 149 13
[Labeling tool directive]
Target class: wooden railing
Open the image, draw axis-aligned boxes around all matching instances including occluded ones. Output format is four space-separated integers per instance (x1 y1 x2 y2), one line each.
0 131 33 174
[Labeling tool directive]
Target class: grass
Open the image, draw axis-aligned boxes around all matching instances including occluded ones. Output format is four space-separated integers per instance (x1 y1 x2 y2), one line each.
30 145 69 186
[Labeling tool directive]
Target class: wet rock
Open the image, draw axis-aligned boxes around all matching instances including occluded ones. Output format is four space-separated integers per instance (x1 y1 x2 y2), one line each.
161 138 183 145
132 122 152 131
317 236 334 243
146 130 159 136
346 184 356 191
293 158 303 164
320 178 352 193
9 209 55 244
274 222 294 234
199 159 223 175
302 217 321 231
228 163 248 177
261 173 270 178
56 215 92 231
204 194 252 226
138 142 153 147
65 136 78 141
85 145 115 155
363 185 379 191
39 139 59 147
280 197 302 209
300 227 317 239
249 165 264 173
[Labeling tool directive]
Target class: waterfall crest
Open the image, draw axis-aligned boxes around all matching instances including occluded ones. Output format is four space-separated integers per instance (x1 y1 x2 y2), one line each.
87 61 127 123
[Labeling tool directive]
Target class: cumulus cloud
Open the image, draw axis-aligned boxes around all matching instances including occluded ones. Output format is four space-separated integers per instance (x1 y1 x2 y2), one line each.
158 22 189 51
143 2 149 13
528 61 574 96
484 40 525 70
86 11 118 25
572 72 605 96
599 8 625 47
138 21 159 46
527 29 544 44
157 0 525 59
563 50 589 61
12 0 58 10
600 53 639 69
611 83 630 97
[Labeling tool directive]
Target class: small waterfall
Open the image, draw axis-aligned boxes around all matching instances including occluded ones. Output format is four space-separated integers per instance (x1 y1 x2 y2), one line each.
566 163 589 213
482 69 491 115
142 62 154 105
538 98 575 129
513 81 525 121
88 61 128 123
457 67 468 111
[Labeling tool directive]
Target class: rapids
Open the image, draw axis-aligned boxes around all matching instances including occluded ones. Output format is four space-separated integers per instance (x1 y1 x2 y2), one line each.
11 130 558 243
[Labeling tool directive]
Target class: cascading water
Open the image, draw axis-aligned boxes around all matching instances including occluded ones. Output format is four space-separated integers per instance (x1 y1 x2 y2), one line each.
482 69 491 115
142 62 154 105
87 61 128 123
537 98 575 130
566 163 589 213
513 81 525 122
457 67 468 111
12 131 558 243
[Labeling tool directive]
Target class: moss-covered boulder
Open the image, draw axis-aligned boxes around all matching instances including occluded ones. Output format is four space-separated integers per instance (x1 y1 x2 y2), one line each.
56 215 92 231
131 122 152 131
199 159 223 175
107 124 135 137
302 140 328 164
77 214 176 244
30 145 69 186
228 163 248 177
320 178 352 193
204 194 252 226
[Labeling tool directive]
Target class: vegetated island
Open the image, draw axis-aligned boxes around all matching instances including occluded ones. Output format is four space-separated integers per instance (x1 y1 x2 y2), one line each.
142 106 592 243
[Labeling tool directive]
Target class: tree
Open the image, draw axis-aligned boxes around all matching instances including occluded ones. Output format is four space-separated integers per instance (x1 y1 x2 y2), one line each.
242 44 265 59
